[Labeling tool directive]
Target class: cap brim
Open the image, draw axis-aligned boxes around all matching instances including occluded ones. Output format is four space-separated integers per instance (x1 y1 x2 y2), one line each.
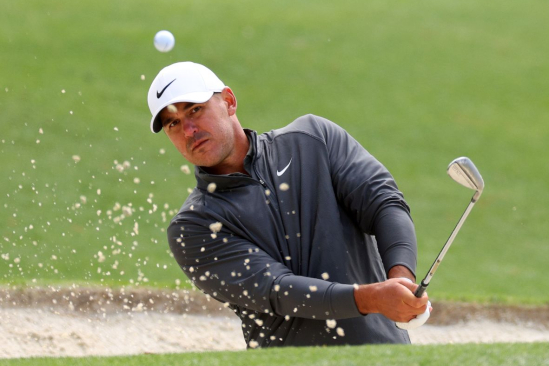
150 91 215 133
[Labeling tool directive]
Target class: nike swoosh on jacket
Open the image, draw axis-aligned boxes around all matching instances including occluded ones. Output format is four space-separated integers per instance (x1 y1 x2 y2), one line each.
276 158 292 176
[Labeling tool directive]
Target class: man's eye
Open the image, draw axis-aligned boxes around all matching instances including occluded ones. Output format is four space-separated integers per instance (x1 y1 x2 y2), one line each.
169 120 179 128
191 106 201 114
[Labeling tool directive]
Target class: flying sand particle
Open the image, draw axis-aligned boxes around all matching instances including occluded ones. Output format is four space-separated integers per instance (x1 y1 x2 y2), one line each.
209 222 222 233
181 165 191 174
97 251 106 263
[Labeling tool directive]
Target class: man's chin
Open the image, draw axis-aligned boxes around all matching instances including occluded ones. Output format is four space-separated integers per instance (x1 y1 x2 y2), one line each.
185 152 215 168
192 158 221 170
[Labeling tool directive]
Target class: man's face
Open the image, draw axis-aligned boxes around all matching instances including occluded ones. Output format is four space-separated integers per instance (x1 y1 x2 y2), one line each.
159 89 238 169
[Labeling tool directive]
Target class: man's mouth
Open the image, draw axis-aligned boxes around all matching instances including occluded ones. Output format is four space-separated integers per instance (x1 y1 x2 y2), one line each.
191 138 209 152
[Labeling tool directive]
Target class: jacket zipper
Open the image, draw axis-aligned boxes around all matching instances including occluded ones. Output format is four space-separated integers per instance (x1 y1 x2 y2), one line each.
253 168 280 211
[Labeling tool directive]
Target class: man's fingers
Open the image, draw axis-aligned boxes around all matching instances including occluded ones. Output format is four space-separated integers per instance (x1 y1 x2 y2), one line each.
395 277 417 291
396 280 429 310
398 303 428 319
396 301 432 330
395 278 429 304
395 280 429 308
415 303 428 314
407 295 429 308
401 289 429 309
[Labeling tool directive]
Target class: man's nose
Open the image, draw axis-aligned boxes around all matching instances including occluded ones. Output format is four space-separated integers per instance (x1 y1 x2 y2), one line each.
182 119 198 137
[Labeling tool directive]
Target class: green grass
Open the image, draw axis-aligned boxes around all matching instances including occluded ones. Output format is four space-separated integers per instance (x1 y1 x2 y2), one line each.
1 0 549 304
2 343 549 366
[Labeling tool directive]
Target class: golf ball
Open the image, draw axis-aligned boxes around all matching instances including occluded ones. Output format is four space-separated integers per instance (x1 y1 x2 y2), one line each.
154 30 175 52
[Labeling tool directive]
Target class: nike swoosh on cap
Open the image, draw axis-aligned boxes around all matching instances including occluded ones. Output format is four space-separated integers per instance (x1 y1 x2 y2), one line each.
276 158 292 177
156 78 176 99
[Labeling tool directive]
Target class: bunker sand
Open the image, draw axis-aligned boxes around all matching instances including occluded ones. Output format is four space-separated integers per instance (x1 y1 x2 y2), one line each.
1 287 548 359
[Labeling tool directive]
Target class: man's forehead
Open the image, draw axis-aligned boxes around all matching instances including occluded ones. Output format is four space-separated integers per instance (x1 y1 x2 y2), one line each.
159 101 194 121
162 101 195 114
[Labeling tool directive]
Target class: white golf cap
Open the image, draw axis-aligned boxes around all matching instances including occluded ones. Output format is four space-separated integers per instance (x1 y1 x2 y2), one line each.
147 62 225 133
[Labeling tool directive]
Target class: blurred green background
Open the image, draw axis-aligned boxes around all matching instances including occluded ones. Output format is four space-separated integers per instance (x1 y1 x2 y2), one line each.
1 0 548 304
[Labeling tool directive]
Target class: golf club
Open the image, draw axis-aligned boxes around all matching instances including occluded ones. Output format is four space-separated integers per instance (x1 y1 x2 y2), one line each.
414 157 485 298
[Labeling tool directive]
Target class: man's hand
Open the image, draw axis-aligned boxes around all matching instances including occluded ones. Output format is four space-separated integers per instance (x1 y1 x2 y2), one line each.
353 278 429 323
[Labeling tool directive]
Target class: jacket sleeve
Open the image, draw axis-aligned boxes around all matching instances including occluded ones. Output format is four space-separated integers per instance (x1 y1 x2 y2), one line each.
314 115 418 277
168 212 362 320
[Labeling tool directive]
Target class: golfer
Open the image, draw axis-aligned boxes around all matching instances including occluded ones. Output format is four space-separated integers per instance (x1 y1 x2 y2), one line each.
147 62 430 347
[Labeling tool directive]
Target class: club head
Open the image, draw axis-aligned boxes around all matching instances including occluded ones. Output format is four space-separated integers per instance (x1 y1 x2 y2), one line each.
447 157 485 196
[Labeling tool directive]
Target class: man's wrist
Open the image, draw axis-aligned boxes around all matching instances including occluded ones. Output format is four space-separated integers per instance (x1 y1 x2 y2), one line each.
387 265 415 282
353 284 378 315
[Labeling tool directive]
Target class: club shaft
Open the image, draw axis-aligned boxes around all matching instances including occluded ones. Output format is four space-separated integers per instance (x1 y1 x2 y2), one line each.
415 196 477 297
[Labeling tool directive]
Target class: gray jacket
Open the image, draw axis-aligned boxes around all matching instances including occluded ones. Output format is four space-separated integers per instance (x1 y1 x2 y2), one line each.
168 114 417 347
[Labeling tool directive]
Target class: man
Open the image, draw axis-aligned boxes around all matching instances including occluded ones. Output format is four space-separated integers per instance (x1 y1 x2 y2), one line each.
147 61 430 348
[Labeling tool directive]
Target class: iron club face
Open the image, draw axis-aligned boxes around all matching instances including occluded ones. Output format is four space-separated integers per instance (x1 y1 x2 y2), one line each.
447 157 485 201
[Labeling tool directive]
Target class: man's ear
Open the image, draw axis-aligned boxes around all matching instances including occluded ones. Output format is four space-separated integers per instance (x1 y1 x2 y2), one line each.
221 87 237 116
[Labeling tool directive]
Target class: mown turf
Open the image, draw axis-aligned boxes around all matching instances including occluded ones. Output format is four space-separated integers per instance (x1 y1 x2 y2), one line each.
1 0 548 304
2 343 549 366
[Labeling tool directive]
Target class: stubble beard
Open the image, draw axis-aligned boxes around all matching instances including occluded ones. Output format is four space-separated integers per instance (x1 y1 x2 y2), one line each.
189 129 234 170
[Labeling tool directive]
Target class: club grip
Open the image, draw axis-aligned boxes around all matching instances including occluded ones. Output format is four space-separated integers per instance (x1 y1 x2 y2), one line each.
414 282 428 298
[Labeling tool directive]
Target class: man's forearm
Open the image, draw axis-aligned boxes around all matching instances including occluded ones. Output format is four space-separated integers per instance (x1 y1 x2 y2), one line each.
373 205 418 277
270 274 362 320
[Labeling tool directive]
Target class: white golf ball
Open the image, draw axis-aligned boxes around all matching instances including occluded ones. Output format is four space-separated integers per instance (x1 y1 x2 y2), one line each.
154 30 175 52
